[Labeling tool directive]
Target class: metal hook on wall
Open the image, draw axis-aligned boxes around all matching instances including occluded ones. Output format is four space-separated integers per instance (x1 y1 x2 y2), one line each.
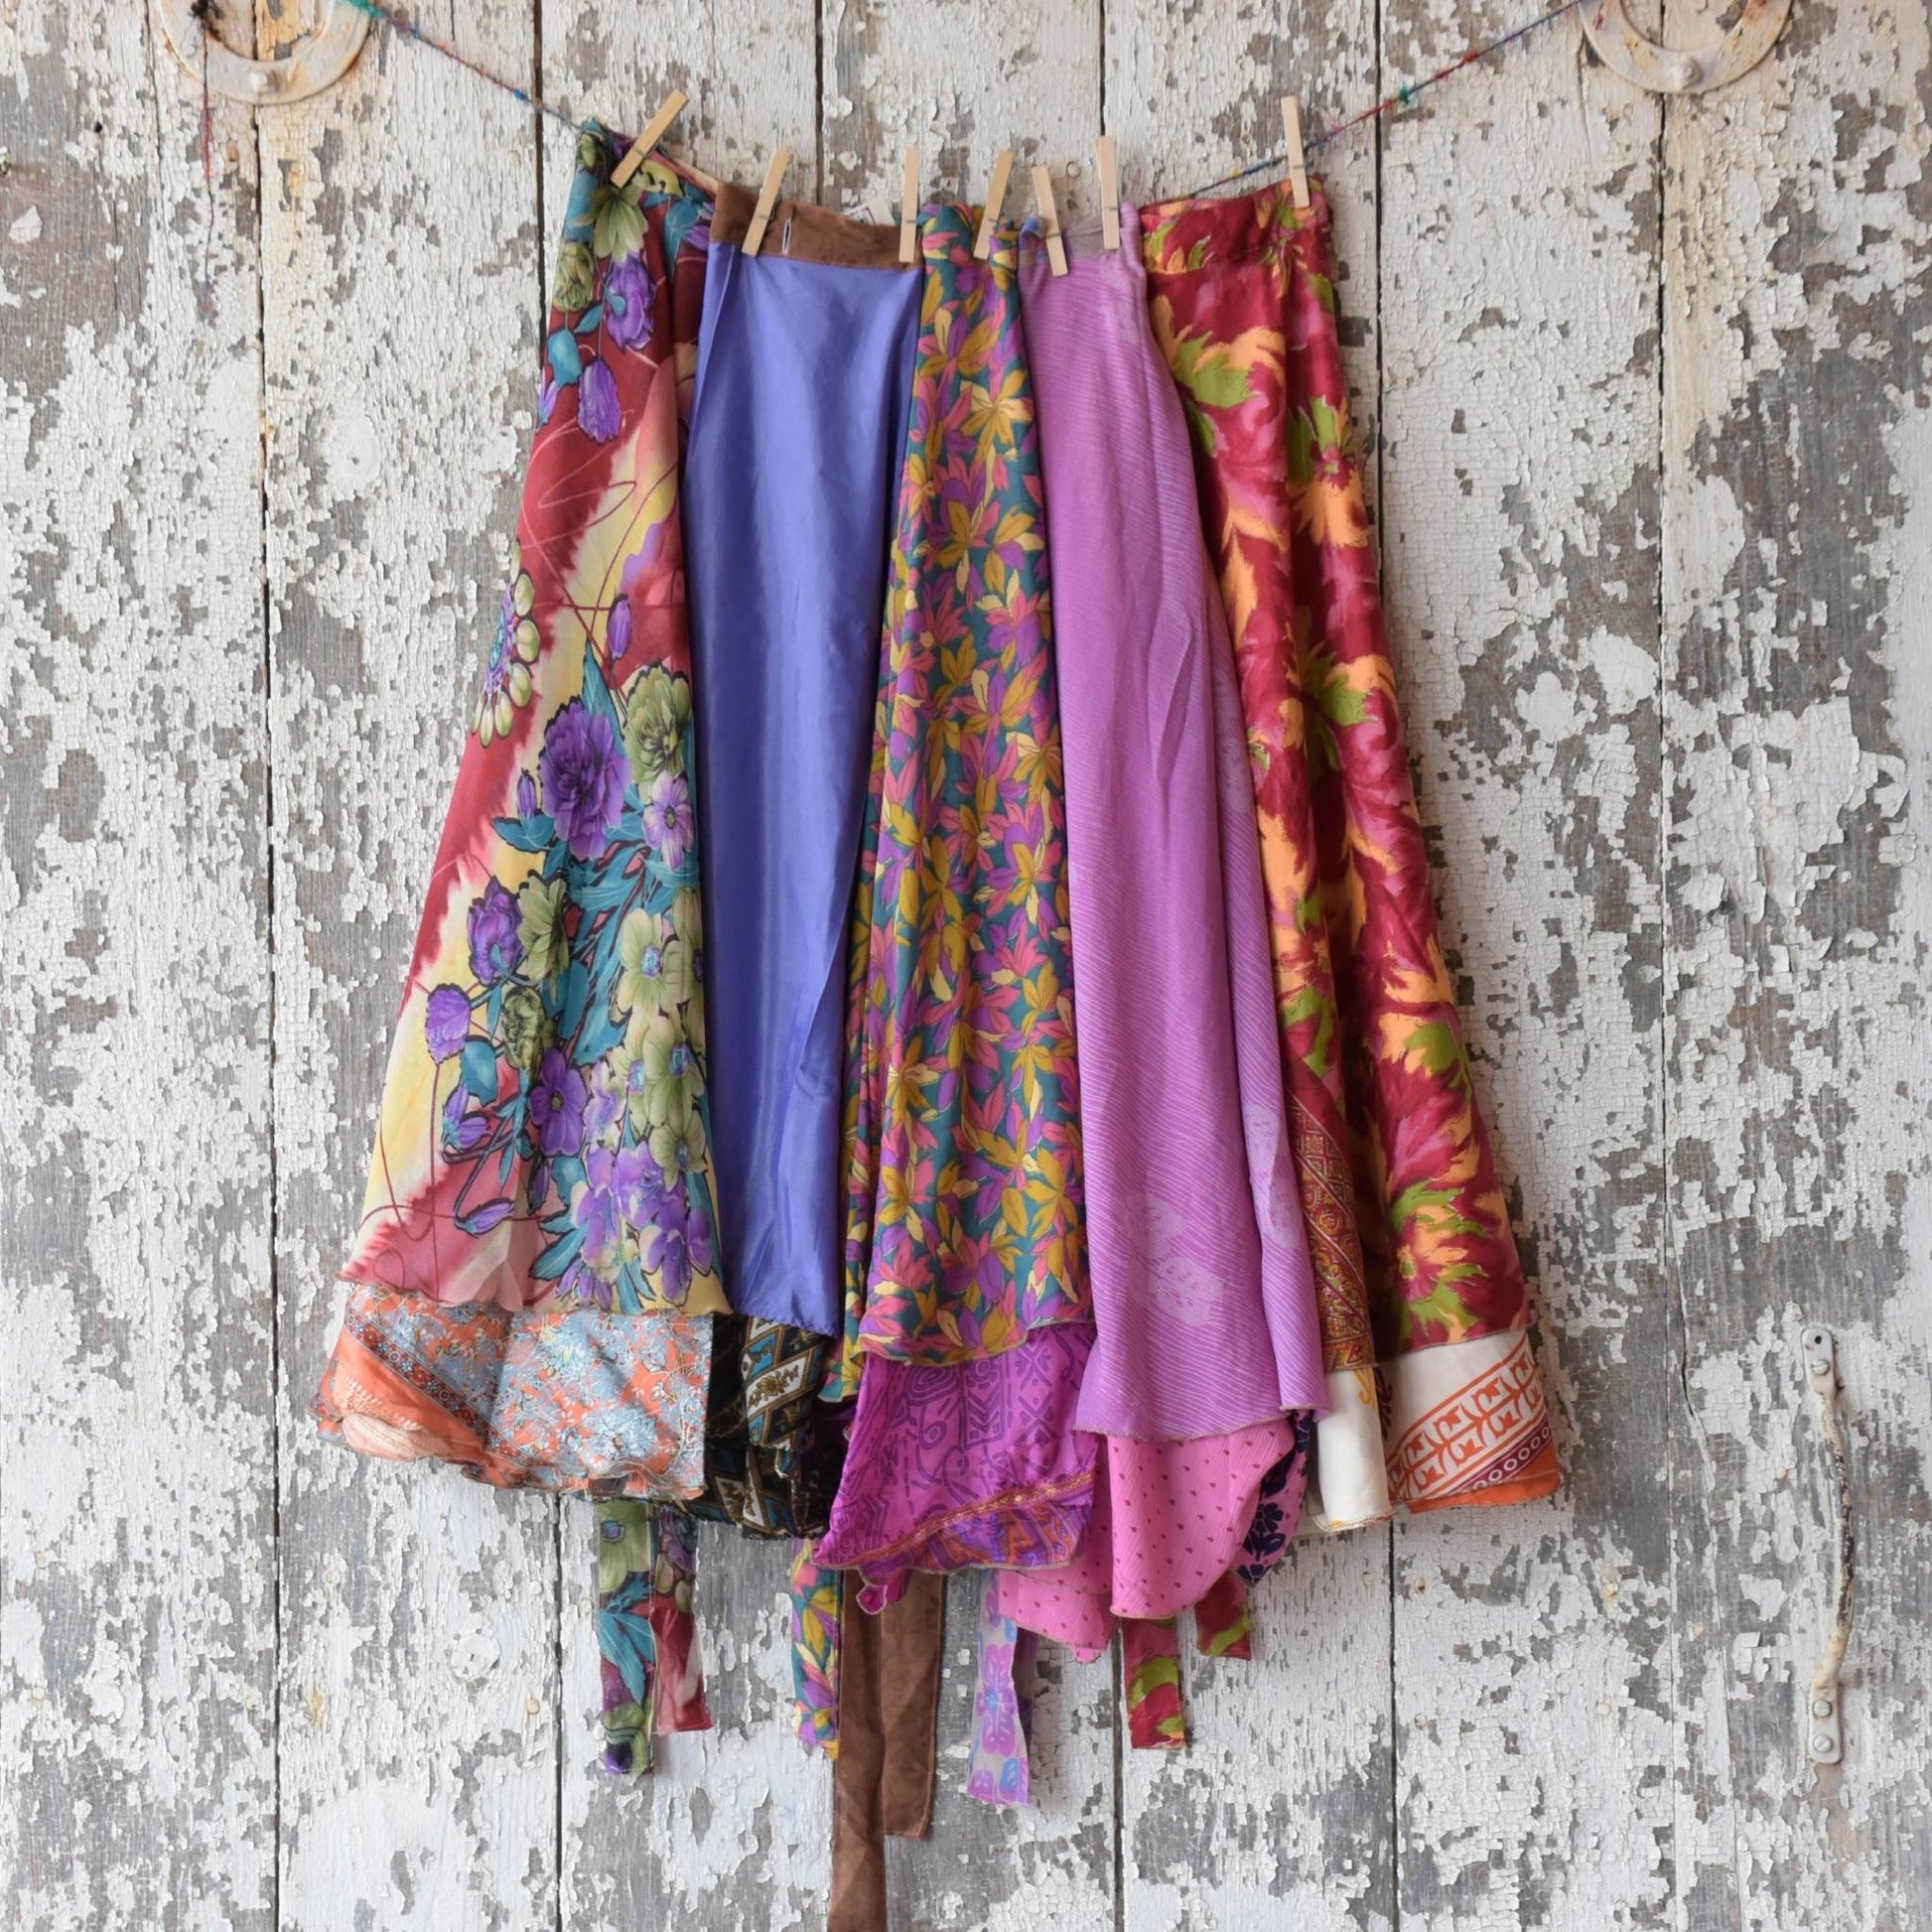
155 0 370 106
1579 0 1792 94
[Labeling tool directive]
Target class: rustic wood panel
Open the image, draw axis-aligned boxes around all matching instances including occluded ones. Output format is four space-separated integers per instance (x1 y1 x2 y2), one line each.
1 6 278 1927
1376 1 1673 1923
823 0 1100 217
254 4 562 1926
1660 0 1932 1924
4 0 1930 1927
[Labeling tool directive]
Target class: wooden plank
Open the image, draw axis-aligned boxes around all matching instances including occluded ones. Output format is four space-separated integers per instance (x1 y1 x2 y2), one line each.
1659 0 1932 1922
1119 1539 1397 1931
823 0 1100 218
0 7 278 1926
1105 2 1394 1923
538 0 812 235
1107 0 1376 206
1375 0 1672 1922
254 5 564 1925
559 1514 836 1928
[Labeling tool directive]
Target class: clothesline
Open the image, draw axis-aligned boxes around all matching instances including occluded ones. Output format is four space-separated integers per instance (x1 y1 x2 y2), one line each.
331 0 1587 198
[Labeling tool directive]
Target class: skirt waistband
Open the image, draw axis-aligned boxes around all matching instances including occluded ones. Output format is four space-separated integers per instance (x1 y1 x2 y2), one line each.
711 183 912 268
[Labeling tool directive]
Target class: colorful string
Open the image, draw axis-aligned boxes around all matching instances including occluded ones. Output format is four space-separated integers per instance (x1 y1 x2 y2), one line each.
326 0 1587 189
339 0 586 132
1191 0 1587 194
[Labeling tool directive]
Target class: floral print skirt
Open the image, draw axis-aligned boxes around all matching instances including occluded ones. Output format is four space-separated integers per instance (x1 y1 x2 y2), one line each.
315 142 734 1499
1142 180 1560 1528
817 205 1098 1583
314 147 1566 1806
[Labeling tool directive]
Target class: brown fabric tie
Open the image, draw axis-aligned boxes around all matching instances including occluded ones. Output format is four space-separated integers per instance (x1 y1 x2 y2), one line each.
828 1573 946 1932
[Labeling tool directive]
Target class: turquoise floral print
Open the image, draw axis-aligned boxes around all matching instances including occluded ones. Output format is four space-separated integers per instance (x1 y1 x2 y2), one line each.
340 138 728 1320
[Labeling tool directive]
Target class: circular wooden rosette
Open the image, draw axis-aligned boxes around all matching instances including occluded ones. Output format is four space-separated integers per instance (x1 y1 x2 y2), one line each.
1580 0 1792 94
154 0 370 105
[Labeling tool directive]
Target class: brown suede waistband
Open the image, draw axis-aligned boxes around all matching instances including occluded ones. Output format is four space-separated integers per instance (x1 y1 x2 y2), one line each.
711 183 912 268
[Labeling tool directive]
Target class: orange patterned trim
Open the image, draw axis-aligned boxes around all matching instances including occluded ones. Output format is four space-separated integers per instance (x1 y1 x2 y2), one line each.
1385 1331 1556 1508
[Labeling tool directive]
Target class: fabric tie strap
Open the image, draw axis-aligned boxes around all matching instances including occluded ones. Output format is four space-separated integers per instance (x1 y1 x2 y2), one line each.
593 1502 710 1775
829 1572 946 1931
968 1594 1038 1807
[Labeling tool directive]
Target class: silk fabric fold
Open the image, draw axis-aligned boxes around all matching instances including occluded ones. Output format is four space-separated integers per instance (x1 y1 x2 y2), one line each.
684 187 922 1339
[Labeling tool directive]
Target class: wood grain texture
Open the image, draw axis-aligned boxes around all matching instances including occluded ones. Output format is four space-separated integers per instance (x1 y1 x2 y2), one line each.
255 5 561 1927
823 0 1100 216
1660 0 1932 1923
2 6 277 1927
1378 3 1672 1924
4 0 1929 1927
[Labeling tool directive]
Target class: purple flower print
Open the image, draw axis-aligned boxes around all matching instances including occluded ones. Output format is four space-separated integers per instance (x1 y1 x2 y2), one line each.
577 356 621 443
583 1066 623 1144
685 1198 716 1277
641 770 693 869
529 1046 587 1157
540 701 626 860
636 1185 692 1299
467 879 523 985
637 1185 714 1300
424 983 472 1061
562 1257 615 1311
612 1144 668 1229
538 373 561 425
573 1148 621 1268
442 1084 488 1156
604 253 655 351
517 771 539 819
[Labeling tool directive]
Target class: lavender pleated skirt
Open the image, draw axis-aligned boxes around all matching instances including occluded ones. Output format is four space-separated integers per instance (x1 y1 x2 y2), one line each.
1018 210 1328 1440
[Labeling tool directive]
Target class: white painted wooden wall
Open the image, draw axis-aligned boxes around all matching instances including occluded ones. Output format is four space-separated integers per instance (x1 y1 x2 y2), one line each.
4 0 1928 1925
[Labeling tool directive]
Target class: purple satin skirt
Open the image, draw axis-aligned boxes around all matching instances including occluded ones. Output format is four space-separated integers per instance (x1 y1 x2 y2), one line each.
683 191 920 1335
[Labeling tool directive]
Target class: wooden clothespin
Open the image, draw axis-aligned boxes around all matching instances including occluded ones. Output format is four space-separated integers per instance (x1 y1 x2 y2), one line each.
1031 164 1067 277
973 149 1014 260
611 91 688 191
898 147 921 264
743 146 790 256
1281 96 1311 210
1095 135 1121 251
